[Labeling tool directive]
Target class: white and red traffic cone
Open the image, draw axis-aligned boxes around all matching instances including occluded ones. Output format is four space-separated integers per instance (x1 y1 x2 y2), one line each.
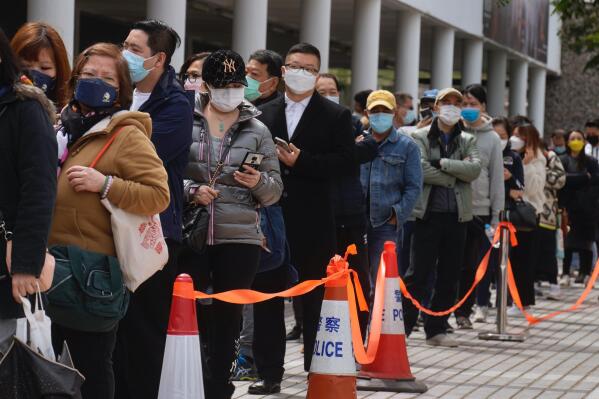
158 274 205 399
358 241 427 393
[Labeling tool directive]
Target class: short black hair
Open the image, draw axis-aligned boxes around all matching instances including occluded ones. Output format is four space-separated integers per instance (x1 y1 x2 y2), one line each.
551 128 566 137
492 117 512 137
509 115 532 130
318 73 340 91
132 19 181 66
0 27 20 86
249 49 283 78
354 89 373 111
585 119 599 129
395 92 413 107
179 52 211 80
287 42 321 67
463 84 487 105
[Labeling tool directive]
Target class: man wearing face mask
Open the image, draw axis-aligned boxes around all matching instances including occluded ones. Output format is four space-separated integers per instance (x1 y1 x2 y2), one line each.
361 90 423 287
584 119 599 159
402 88 482 347
550 129 567 156
394 92 417 129
245 49 283 107
254 42 355 379
114 19 193 399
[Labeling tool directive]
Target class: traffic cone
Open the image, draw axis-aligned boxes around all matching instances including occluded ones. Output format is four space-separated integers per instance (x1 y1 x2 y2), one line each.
357 241 427 393
306 257 357 399
157 274 205 399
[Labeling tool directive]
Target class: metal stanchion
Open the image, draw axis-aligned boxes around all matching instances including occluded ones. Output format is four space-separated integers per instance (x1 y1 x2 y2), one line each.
479 216 526 342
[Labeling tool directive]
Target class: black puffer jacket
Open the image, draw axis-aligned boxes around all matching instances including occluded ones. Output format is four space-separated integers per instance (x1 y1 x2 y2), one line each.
0 83 57 319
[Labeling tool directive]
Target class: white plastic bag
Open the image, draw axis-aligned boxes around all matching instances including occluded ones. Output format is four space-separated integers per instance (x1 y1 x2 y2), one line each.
16 290 55 361
102 198 169 292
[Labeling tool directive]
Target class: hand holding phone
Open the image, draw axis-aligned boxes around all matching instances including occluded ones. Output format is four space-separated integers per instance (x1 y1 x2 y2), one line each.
274 137 292 153
238 152 264 172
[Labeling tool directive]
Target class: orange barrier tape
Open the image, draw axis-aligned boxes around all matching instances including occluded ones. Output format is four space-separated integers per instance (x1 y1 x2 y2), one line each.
396 222 518 317
507 257 599 324
173 244 385 365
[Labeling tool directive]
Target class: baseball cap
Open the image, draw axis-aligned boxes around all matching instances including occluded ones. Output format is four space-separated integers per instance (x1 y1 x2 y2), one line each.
435 88 463 105
366 90 396 111
202 49 248 88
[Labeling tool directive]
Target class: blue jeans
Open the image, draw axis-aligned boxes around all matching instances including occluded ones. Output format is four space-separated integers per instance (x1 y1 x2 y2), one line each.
367 223 401 291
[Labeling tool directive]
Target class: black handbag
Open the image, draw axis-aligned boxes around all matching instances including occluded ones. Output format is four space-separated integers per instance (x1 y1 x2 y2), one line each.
182 130 238 254
505 199 538 232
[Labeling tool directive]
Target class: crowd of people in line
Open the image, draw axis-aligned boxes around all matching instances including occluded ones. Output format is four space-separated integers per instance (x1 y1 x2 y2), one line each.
1 18 598 399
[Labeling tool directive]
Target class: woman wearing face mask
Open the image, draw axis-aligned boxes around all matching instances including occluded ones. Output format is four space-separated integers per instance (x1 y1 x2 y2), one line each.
558 131 599 286
507 122 546 315
316 72 341 104
179 49 282 399
179 51 211 94
11 22 71 108
48 43 170 399
453 84 504 328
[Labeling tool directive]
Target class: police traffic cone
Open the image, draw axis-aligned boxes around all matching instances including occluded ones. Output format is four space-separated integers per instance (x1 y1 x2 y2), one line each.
306 258 357 399
357 241 427 393
158 274 205 399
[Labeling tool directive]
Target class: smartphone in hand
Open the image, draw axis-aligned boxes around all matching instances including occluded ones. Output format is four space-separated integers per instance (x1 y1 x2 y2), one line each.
274 137 292 153
238 151 264 172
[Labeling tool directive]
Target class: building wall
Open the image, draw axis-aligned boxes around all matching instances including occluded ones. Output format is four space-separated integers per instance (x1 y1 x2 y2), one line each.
545 45 599 136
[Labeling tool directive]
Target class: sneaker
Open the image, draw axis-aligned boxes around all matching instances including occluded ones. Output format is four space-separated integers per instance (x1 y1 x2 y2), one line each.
426 333 458 347
575 274 586 285
474 306 488 323
559 274 571 287
231 355 258 381
456 316 473 330
507 305 522 317
546 284 563 301
445 320 455 334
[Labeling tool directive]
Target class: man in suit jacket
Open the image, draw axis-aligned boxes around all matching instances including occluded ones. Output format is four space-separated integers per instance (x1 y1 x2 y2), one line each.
251 42 355 392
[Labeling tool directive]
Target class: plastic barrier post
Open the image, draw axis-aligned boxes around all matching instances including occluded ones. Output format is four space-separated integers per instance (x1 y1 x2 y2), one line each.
357 241 427 393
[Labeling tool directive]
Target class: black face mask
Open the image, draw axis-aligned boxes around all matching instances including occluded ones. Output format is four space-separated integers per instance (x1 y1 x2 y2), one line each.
588 136 599 146
60 102 116 146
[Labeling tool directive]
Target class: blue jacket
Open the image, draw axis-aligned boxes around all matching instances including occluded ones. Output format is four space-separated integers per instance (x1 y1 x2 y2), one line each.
139 66 193 241
360 128 423 229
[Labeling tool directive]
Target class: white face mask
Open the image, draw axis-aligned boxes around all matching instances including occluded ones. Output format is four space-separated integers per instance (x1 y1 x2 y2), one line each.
500 139 508 151
325 95 339 104
284 68 317 94
438 105 462 126
208 86 245 112
509 135 525 152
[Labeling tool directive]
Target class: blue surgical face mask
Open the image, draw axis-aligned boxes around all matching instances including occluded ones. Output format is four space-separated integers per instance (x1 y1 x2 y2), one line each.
404 109 417 125
554 145 566 155
74 78 118 109
28 69 56 94
122 49 155 83
244 76 262 101
369 112 394 134
461 107 481 123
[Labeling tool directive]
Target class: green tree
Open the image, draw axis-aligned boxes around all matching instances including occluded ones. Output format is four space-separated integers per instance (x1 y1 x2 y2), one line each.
552 0 599 70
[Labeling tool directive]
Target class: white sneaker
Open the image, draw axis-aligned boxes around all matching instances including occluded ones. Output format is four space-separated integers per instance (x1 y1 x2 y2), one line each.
559 275 571 287
546 284 563 301
474 306 488 323
426 333 458 347
507 305 523 317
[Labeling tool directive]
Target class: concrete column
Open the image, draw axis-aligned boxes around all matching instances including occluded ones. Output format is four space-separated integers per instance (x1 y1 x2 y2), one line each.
394 11 421 100
300 0 332 71
232 0 268 62
27 0 75 64
351 0 381 94
461 38 483 86
528 67 547 134
486 50 507 117
147 0 187 71
430 26 455 89
509 59 528 117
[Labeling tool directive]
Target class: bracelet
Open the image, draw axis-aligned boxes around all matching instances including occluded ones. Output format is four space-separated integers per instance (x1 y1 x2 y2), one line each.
100 176 110 196
101 176 114 199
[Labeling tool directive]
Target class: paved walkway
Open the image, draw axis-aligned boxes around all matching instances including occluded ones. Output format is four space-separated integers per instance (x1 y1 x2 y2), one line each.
234 284 599 398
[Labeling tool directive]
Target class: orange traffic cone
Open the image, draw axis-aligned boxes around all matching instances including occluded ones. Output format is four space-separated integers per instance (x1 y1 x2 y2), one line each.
158 274 205 399
357 241 427 393
306 258 357 399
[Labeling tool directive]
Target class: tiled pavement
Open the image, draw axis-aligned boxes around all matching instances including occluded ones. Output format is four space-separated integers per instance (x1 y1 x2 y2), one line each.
234 284 599 399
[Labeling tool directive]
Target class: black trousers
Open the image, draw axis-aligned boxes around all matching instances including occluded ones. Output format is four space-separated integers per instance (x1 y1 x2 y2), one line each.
113 240 182 399
510 229 538 307
53 324 118 399
336 223 370 337
403 213 467 338
252 265 288 382
181 243 260 399
455 216 490 319
535 228 559 284
564 248 593 276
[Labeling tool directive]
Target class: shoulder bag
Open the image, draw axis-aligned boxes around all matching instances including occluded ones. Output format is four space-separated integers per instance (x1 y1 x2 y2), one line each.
505 198 538 232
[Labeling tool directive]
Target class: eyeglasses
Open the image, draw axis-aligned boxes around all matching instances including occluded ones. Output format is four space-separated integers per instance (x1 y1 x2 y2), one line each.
183 73 202 83
284 64 319 76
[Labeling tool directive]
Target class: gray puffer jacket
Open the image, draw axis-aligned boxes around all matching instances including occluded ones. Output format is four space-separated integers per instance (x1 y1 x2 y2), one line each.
184 96 283 246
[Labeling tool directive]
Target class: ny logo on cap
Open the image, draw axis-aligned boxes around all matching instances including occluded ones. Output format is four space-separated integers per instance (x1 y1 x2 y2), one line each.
223 58 236 73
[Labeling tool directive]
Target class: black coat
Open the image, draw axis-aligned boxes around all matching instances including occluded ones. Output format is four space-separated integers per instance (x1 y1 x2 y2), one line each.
257 92 355 278
0 83 57 319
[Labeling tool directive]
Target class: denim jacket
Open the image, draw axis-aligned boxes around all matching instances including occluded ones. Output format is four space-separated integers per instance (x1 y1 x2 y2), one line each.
360 128 423 230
